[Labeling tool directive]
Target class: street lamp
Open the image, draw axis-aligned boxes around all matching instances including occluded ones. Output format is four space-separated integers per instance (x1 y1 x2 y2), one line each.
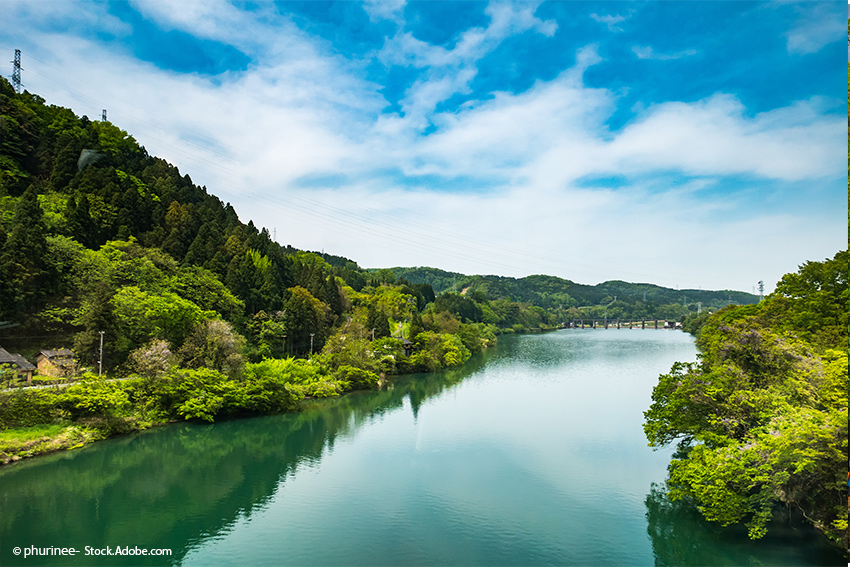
98 330 105 376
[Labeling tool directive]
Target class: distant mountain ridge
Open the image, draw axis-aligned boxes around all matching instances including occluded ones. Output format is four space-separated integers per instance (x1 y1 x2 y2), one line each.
382 267 757 316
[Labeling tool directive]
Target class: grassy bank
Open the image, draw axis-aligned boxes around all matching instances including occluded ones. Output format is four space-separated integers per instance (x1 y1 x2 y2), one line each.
0 423 111 464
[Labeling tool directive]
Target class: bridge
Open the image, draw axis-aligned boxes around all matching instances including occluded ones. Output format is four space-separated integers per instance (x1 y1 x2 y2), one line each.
562 319 682 330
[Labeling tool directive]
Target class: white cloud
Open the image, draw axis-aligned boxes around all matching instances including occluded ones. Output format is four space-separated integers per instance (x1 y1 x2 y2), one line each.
362 0 406 24
631 45 697 60
128 0 270 51
378 1 557 130
590 12 629 32
608 94 843 181
0 0 130 38
785 2 845 54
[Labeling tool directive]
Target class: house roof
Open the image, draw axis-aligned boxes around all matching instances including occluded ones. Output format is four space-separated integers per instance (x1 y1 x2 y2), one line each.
0 347 36 371
38 348 75 359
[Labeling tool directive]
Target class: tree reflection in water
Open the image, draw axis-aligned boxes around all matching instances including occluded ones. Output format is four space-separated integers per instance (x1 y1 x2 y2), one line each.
645 483 847 566
0 357 486 566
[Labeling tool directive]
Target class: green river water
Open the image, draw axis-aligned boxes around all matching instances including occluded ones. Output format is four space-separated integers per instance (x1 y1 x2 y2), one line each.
0 330 844 566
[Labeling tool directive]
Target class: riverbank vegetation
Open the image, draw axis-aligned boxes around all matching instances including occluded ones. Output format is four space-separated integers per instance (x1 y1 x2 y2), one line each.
644 250 848 547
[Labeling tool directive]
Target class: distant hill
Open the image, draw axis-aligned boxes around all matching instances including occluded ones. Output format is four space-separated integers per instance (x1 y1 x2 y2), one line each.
384 267 757 320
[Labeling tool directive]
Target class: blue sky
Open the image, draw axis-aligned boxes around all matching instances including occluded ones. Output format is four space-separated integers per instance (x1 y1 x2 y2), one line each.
2 1 846 292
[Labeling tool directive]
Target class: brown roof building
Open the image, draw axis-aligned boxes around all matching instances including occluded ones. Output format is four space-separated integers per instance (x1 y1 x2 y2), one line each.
0 347 36 383
35 348 77 378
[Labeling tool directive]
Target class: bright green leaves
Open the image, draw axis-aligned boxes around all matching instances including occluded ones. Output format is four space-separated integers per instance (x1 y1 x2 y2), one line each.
68 239 244 368
247 249 271 273
60 376 131 419
335 365 380 390
760 251 849 350
645 252 849 543
112 286 215 352
667 405 848 542
244 357 351 399
409 331 471 371
92 121 137 159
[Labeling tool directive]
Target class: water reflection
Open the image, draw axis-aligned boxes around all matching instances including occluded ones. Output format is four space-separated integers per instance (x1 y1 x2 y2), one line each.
1 333 843 566
645 483 847 566
0 357 487 566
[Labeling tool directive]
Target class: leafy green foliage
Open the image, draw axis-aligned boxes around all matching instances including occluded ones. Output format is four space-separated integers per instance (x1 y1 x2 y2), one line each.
335 365 380 390
644 251 849 544
60 375 131 419
0 389 61 428
112 286 214 353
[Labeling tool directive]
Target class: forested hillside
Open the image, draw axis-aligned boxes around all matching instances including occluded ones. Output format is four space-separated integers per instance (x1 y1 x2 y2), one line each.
0 78 583 385
389 267 756 322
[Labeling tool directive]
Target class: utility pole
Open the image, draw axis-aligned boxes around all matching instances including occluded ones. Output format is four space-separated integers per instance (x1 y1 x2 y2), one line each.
309 333 315 355
98 330 105 376
11 49 22 94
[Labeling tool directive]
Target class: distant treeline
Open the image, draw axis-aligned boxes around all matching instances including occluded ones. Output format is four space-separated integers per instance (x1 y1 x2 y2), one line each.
383 267 757 322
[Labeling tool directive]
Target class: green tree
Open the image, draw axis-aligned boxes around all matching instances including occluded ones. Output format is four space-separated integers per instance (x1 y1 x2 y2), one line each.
283 286 332 355
366 303 390 339
112 286 213 356
0 185 50 317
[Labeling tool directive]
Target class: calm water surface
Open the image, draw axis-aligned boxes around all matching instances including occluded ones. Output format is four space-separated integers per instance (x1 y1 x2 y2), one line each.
1 330 844 566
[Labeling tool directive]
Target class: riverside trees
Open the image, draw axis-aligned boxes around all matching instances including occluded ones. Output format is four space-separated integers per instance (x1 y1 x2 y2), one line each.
644 251 849 545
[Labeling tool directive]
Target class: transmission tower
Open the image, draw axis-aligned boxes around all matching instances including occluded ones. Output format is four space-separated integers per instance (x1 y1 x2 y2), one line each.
11 49 21 94
102 109 107 121
757 280 764 302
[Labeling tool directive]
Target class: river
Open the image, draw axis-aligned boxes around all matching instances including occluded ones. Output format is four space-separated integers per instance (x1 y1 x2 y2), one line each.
0 330 844 566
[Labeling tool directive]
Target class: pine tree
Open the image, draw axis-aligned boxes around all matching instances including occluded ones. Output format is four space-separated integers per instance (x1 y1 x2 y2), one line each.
0 185 50 317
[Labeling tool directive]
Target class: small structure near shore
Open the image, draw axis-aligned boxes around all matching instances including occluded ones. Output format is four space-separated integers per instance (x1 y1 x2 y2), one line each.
35 348 77 378
0 347 36 383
